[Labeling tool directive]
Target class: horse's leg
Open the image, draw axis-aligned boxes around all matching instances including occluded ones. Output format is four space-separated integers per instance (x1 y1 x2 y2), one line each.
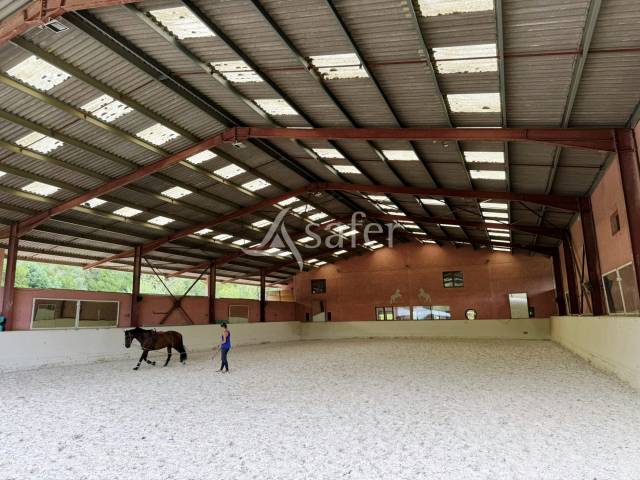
134 350 148 370
145 352 156 366
164 346 172 367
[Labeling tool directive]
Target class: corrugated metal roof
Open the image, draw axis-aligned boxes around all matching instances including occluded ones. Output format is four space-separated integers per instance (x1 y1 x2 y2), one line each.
0 0 636 276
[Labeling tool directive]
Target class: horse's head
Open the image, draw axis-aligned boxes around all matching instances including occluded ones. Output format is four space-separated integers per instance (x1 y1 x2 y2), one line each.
124 329 135 348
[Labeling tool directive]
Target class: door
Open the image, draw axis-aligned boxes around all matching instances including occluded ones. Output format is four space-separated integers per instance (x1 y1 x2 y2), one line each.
508 293 529 319
311 300 326 322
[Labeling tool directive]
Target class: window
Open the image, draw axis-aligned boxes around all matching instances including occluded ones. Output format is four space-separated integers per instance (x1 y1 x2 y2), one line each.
32 299 118 329
443 271 464 288
413 306 432 320
311 279 326 294
375 307 396 321
603 263 640 315
611 211 620 235
393 306 411 321
78 301 119 328
431 305 452 320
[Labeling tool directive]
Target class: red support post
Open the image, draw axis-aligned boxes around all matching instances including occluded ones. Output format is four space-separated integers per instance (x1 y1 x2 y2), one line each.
563 237 580 314
579 197 605 315
614 128 640 301
552 250 567 316
130 246 142 327
259 269 266 323
208 261 216 324
1 224 19 330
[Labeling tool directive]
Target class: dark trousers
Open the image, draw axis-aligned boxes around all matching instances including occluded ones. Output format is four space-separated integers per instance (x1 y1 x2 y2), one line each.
220 348 229 371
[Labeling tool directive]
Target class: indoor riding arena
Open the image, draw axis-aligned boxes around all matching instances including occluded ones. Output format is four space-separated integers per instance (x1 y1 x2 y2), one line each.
1 1 640 479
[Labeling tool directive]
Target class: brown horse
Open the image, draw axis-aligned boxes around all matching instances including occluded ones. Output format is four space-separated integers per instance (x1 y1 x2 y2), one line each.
125 327 187 370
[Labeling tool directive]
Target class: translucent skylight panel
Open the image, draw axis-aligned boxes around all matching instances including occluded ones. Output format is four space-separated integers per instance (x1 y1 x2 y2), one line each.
214 164 245 179
368 195 389 202
489 230 510 238
254 99 298 116
342 230 358 237
211 60 262 83
232 238 250 246
278 251 293 257
149 7 214 39
333 165 361 174
464 151 505 163
7 55 70 91
404 224 421 229
308 212 328 221
136 124 180 146
334 249 347 256
383 150 419 161
22 181 59 196
492 239 511 244
309 53 368 80
298 237 314 244
483 211 509 219
186 150 216 165
162 186 191 199
447 93 501 113
493 246 511 252
470 170 506 180
433 44 497 74
418 0 494 16
80 94 133 123
481 202 508 210
292 204 315 214
378 204 399 210
265 247 280 254
439 223 462 228
195 228 213 235
307 258 319 264
242 178 270 192
114 206 142 218
213 233 232 241
148 216 174 226
16 132 63 154
364 240 378 247
315 261 327 266
81 198 106 208
313 148 344 159
370 243 384 250
252 219 272 228
421 198 446 206
278 197 299 206
333 225 350 233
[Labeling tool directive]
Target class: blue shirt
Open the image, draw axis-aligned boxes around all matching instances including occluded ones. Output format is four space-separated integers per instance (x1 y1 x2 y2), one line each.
221 331 231 349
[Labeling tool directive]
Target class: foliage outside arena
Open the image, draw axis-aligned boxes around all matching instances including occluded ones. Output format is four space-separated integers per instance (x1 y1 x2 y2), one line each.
3 260 271 299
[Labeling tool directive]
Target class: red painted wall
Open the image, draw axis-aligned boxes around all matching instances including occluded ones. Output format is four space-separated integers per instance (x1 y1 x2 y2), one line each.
559 151 636 314
6 287 297 331
293 242 556 321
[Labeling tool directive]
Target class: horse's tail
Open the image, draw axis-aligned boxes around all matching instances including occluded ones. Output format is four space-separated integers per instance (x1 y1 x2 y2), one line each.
174 333 187 363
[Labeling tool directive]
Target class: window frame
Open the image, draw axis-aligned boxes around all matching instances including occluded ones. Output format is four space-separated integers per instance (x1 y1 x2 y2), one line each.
602 262 640 315
311 279 327 294
31 298 120 330
442 271 464 288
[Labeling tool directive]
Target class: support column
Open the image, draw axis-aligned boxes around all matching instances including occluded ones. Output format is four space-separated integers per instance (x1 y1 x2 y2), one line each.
1 224 19 330
579 197 605 315
208 261 216 324
614 128 640 298
562 236 580 314
130 245 142 327
259 268 266 323
552 250 567 316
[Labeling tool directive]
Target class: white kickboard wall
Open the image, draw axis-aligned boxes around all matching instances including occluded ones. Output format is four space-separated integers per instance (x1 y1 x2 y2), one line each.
0 318 548 372
551 315 640 390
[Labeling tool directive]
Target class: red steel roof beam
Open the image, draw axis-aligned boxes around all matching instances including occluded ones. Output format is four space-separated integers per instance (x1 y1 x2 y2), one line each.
0 0 144 47
235 127 617 152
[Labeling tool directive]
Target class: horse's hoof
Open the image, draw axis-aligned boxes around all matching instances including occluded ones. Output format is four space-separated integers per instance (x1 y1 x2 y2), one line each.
133 367 139 371
151 362 156 366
